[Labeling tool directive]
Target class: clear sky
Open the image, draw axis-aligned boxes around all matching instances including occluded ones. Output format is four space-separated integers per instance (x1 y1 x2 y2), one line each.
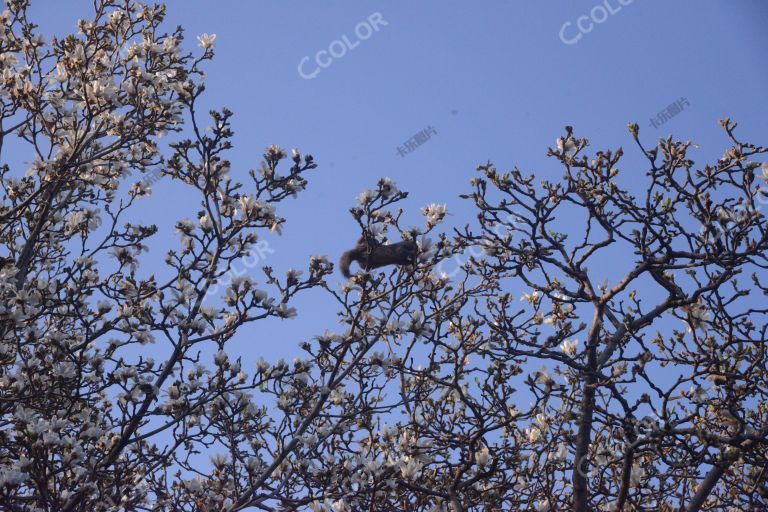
24 0 768 364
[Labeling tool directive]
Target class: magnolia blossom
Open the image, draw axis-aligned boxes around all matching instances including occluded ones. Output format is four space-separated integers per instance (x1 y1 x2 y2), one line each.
197 33 216 49
331 500 349 512
556 136 577 153
532 365 553 385
399 457 423 480
357 189 374 205
213 350 228 366
762 162 768 182
199 213 214 231
682 302 711 332
379 177 398 198
475 446 492 468
421 203 447 228
559 338 579 356
130 180 151 197
688 385 709 403
526 427 541 443
64 209 102 235
176 218 195 234
265 144 286 161
716 206 736 225
551 443 568 461
481 236 504 256
275 303 297 318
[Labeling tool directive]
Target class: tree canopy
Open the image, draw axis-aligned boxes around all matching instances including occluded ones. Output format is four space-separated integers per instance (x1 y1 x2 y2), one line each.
1 2 767 511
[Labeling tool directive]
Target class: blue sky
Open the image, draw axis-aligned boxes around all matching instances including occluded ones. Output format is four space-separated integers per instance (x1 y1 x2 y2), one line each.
26 0 768 363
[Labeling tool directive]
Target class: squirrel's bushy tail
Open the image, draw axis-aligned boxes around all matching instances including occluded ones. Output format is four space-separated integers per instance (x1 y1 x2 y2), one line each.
339 250 354 278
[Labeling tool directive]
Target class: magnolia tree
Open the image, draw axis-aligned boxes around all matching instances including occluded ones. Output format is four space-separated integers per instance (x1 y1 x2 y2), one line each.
1 1 768 512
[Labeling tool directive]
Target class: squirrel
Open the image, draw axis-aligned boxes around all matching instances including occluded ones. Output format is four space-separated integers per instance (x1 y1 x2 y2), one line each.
339 235 417 278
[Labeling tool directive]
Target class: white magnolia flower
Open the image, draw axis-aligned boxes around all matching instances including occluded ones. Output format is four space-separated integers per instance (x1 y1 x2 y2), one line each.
238 195 257 217
682 302 710 332
556 136 577 154
762 162 768 182
186 476 204 493
331 499 349 512
357 189 374 205
275 303 297 318
199 213 213 231
96 300 112 313
481 236 504 256
363 458 383 475
13 406 36 424
533 365 552 385
162 35 178 53
197 33 216 49
265 144 286 161
399 457 423 480
688 385 709 403
716 206 736 224
559 338 579 356
131 180 151 198
65 209 102 234
475 446 492 468
379 177 398 198
213 350 228 366
421 203 447 227
53 61 68 82
329 388 346 406
526 427 540 443
176 218 195 234
255 357 270 373
286 268 303 282
551 443 568 461
87 78 118 103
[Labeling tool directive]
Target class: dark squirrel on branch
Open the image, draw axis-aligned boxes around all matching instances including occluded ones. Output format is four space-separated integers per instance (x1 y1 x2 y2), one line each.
339 236 417 278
